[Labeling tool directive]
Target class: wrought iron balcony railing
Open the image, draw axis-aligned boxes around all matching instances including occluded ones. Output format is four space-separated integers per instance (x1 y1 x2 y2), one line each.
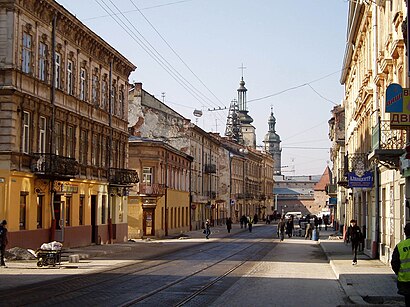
31 153 78 178
372 120 406 151
137 183 166 196
325 184 337 196
337 168 348 187
108 168 139 186
204 164 217 173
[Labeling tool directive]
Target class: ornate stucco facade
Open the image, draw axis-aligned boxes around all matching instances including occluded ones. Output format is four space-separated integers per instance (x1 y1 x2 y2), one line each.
0 0 137 248
338 0 408 263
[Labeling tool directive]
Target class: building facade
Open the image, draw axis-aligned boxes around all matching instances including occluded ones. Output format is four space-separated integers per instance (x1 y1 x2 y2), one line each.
128 138 192 239
338 0 408 263
0 0 137 249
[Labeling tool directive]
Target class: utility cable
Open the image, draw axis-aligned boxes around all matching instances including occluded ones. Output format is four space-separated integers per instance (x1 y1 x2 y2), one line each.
103 0 226 124
129 0 226 107
96 0 225 126
84 0 198 21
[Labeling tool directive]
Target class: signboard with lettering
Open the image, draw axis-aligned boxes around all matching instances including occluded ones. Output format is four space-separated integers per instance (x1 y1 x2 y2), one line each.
388 87 410 128
386 83 403 113
348 171 373 188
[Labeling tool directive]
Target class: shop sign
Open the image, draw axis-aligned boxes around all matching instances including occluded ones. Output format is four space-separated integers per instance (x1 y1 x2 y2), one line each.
348 171 373 188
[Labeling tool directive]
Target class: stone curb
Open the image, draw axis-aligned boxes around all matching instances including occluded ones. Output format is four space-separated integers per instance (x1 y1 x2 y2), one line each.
319 239 370 305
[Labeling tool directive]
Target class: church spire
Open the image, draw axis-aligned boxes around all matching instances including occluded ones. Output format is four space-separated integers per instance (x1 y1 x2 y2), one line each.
263 107 281 174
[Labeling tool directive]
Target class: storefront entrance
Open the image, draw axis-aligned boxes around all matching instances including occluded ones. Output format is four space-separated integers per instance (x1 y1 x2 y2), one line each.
143 208 155 236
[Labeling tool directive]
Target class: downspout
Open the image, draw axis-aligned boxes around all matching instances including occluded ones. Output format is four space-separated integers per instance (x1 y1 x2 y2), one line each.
107 59 113 243
165 152 168 236
189 159 192 231
50 13 57 241
372 3 380 259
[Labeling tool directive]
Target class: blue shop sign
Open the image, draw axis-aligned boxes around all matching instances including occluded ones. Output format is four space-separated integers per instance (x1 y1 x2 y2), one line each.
348 171 373 188
329 197 337 205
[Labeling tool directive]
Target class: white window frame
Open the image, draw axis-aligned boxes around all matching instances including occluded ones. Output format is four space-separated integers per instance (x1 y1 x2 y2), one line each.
143 167 153 185
22 32 32 74
67 125 74 158
39 42 47 81
23 111 30 154
80 68 86 100
39 116 46 153
55 52 61 89
67 60 73 95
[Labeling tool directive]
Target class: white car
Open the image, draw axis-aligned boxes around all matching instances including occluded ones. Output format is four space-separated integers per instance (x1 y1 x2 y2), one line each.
285 212 302 219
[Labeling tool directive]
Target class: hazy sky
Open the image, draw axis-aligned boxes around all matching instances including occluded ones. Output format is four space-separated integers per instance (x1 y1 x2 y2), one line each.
57 0 348 176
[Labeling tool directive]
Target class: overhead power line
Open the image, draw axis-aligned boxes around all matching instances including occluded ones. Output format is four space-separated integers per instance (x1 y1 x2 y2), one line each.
95 0 226 125
84 0 198 21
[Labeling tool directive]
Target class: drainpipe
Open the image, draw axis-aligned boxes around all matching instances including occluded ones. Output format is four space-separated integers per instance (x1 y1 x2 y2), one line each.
107 59 113 244
165 152 168 236
50 13 57 241
189 159 192 231
372 3 380 259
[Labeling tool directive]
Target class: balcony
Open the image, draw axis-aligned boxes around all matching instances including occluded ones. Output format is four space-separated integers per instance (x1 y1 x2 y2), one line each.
236 193 245 200
207 191 216 199
108 168 139 186
337 168 348 187
204 164 217 173
325 184 337 197
31 153 78 179
369 120 406 169
137 183 166 196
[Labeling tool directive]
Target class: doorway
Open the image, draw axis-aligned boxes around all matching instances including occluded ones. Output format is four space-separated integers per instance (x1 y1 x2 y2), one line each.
91 195 97 243
143 208 155 236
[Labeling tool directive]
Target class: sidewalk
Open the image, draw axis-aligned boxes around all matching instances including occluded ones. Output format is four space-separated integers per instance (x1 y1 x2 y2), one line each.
318 229 403 306
0 224 405 305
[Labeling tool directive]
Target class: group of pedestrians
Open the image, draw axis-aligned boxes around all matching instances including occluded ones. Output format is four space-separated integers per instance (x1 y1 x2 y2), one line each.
203 215 259 239
276 216 295 241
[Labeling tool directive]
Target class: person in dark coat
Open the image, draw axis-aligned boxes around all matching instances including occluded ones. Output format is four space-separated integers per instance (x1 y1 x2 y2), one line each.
226 217 232 233
286 217 294 238
0 220 8 267
346 219 362 265
204 219 211 239
392 223 410 307
277 218 286 241
253 214 258 224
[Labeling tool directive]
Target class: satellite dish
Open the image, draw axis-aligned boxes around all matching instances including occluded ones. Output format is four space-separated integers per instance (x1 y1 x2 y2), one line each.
193 109 203 117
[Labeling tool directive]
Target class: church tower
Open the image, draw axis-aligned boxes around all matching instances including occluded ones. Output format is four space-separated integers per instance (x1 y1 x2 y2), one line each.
263 107 281 174
237 76 256 149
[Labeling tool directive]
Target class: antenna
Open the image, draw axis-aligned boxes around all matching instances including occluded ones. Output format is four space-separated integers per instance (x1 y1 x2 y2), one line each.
161 92 165 103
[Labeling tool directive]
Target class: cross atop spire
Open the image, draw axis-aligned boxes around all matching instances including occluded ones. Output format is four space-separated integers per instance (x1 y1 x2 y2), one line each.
238 63 246 79
270 105 274 114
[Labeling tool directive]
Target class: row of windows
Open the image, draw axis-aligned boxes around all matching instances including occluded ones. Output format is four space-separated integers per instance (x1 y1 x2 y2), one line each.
21 32 126 118
23 110 125 168
142 166 189 192
20 193 122 231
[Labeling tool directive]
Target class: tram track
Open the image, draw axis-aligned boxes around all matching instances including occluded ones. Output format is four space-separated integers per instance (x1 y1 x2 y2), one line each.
1 226 277 306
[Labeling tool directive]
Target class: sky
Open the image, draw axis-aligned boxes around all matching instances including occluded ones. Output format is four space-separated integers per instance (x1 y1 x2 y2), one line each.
56 0 348 176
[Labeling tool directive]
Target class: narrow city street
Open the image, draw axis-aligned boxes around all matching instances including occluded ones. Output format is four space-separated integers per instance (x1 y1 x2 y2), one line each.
0 224 348 307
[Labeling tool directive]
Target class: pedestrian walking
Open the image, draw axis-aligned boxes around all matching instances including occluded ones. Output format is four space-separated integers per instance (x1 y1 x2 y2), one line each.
391 223 410 307
277 218 286 241
286 217 294 238
248 216 253 232
346 219 362 265
323 215 329 231
253 213 258 224
305 222 313 240
226 217 232 233
0 220 8 267
314 216 319 230
204 219 211 239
